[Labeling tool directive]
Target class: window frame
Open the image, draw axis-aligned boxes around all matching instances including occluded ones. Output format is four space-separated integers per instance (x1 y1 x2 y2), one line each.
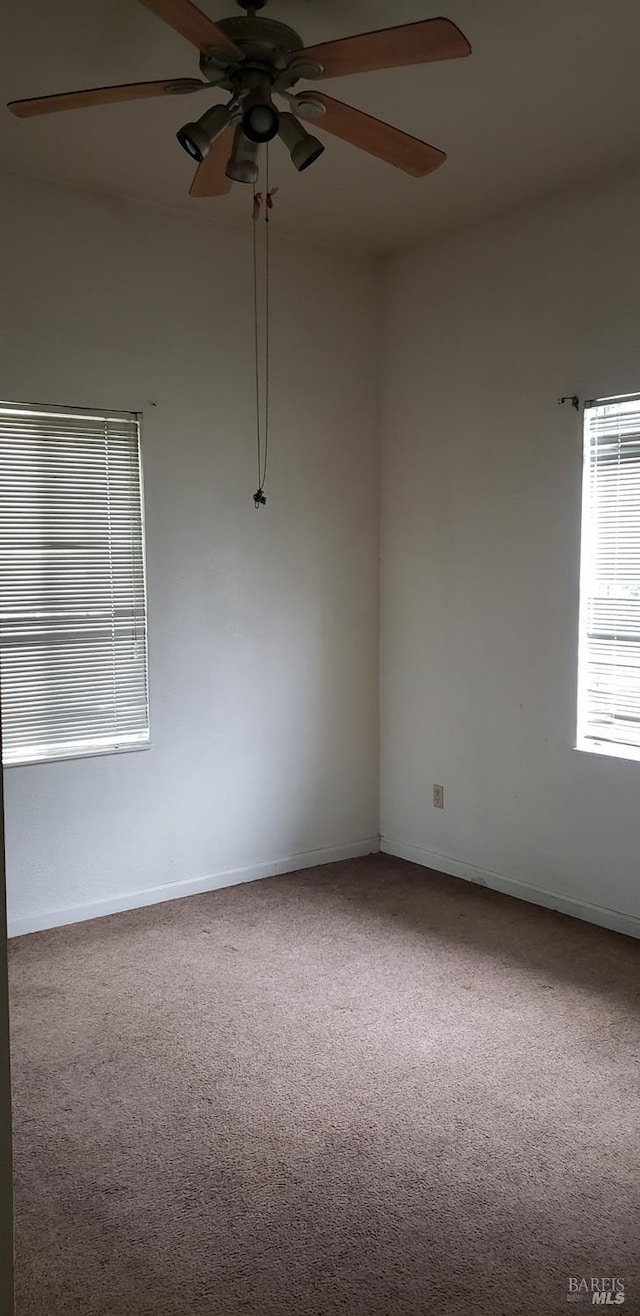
0 398 151 769
576 390 640 764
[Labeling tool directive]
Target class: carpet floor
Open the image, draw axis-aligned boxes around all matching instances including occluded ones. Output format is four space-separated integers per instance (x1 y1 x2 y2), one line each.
8 854 640 1315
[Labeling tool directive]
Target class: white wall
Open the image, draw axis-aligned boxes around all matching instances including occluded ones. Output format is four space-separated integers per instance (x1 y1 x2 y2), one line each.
380 168 640 935
0 175 379 934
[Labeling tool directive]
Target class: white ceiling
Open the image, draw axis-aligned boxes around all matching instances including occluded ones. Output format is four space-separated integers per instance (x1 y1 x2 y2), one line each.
1 0 639 253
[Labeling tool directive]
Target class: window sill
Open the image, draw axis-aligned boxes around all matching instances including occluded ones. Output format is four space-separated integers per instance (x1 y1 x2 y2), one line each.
3 740 151 769
575 740 640 765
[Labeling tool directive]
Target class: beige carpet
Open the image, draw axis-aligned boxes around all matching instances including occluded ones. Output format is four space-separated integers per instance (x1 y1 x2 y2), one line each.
9 854 640 1314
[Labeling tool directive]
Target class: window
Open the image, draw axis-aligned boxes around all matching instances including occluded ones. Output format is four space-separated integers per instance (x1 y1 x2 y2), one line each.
577 393 640 760
0 401 149 766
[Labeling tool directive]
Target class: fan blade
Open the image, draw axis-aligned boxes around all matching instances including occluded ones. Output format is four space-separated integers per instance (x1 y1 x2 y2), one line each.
189 125 234 196
8 78 205 117
301 94 445 177
301 18 471 80
137 0 241 55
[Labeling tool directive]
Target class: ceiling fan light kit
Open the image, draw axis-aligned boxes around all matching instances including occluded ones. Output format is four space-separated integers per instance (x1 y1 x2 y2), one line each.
278 112 324 173
176 101 233 162
226 126 260 184
240 78 280 144
6 0 472 198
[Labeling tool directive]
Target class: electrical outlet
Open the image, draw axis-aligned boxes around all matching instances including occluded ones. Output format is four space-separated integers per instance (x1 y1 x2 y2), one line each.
433 784 444 809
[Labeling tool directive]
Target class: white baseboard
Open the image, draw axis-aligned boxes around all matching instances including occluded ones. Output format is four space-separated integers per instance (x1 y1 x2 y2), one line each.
8 837 380 938
381 836 640 941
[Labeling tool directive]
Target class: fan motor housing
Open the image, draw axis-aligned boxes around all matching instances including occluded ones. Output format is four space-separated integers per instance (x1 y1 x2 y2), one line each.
200 17 314 93
218 16 304 57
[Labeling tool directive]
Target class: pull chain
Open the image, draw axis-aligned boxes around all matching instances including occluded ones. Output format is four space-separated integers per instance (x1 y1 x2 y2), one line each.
252 148 273 508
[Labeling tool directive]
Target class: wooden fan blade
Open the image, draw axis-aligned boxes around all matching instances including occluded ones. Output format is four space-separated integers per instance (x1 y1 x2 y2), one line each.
301 18 471 80
189 125 234 196
8 78 205 117
138 0 241 54
303 94 445 177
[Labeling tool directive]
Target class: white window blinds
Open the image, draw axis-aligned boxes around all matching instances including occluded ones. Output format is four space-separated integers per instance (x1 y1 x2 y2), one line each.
577 393 640 758
0 401 149 766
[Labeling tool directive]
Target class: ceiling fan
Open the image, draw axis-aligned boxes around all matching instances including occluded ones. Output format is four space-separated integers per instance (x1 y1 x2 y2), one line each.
7 0 472 197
